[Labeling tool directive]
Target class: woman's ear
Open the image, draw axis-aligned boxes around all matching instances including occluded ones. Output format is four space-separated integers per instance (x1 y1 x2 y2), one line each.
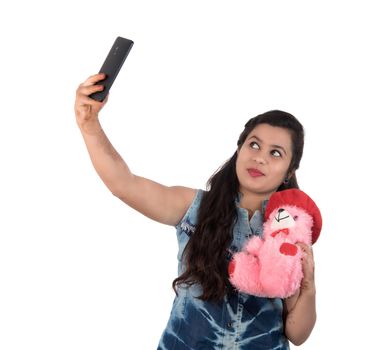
283 171 295 185
288 170 295 180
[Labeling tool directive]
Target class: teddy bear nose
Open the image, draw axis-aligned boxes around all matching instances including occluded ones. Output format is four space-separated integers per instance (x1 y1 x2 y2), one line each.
278 208 285 213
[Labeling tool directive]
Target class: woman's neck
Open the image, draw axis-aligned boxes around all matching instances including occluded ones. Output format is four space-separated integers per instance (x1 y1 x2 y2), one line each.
238 191 265 217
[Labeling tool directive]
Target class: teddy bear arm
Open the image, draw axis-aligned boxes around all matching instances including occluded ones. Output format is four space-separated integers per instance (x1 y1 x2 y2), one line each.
245 236 264 255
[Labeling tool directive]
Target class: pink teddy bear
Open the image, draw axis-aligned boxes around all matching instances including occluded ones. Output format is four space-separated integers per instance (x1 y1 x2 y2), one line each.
228 189 322 298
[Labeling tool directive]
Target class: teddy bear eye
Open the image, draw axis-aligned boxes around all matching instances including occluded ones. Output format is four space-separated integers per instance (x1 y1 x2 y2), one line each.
293 215 298 220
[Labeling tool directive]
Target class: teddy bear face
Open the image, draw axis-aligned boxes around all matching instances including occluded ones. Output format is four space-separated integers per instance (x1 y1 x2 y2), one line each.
263 204 314 245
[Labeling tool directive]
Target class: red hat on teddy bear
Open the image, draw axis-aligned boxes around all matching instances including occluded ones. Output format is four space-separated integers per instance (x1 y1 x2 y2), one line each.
264 189 322 244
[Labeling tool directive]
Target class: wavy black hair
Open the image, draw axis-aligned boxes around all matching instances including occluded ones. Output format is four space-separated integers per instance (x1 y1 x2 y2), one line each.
172 110 305 302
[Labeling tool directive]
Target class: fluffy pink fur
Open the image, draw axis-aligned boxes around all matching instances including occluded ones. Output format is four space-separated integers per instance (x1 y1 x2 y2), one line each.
229 205 314 298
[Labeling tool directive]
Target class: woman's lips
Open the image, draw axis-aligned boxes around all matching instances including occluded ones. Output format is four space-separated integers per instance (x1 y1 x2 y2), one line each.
248 168 264 177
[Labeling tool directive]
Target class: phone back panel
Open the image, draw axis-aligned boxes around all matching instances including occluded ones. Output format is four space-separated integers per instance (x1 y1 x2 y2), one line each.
90 36 134 102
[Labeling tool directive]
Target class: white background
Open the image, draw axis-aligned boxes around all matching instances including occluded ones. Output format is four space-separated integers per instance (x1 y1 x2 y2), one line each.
1 1 389 349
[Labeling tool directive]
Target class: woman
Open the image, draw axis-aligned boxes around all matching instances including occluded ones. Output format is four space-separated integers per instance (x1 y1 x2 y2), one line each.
74 73 316 349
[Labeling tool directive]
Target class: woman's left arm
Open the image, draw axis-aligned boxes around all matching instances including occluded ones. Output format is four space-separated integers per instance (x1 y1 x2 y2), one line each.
283 243 317 346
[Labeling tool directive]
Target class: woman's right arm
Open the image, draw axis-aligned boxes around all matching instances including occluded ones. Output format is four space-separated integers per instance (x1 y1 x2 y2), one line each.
74 73 196 226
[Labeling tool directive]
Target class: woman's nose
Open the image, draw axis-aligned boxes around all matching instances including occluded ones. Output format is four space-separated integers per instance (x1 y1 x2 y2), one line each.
253 153 267 164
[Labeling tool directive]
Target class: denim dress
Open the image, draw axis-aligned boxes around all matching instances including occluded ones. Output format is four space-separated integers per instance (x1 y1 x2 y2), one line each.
157 189 290 350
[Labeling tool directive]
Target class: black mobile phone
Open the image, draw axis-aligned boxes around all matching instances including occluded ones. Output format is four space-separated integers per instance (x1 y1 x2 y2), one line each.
90 36 134 102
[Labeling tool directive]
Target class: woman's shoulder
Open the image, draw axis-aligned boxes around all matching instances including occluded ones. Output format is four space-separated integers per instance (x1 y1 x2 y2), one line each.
174 188 206 228
183 187 206 214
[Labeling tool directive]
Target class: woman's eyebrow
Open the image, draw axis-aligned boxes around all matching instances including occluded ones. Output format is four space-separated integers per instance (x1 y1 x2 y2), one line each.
248 135 287 155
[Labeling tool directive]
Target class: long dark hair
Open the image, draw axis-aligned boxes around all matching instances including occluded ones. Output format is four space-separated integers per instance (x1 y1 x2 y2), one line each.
172 110 305 302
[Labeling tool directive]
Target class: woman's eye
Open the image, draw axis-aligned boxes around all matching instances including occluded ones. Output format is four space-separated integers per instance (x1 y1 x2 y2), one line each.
249 142 260 150
271 150 282 157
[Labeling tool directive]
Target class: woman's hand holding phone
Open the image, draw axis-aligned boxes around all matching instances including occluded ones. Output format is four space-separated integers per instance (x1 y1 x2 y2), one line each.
74 73 109 134
75 36 133 134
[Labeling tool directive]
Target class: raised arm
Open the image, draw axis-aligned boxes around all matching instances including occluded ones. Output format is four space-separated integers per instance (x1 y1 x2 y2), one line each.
74 73 196 226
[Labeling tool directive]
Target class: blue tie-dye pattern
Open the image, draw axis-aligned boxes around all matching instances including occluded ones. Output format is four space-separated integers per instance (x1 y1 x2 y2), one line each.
157 189 290 350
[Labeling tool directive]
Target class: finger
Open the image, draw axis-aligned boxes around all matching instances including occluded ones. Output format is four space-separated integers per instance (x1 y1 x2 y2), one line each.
80 73 106 87
304 245 314 257
101 93 109 106
77 94 106 108
297 243 312 253
77 84 105 97
296 243 306 253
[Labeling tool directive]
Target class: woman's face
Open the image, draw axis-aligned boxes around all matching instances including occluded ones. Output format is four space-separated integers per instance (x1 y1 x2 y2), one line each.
236 123 293 200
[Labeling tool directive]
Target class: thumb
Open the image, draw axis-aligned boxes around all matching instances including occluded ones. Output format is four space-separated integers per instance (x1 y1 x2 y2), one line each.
101 93 109 107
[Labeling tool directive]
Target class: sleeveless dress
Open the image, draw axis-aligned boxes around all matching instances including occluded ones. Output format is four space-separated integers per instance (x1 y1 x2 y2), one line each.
157 189 290 350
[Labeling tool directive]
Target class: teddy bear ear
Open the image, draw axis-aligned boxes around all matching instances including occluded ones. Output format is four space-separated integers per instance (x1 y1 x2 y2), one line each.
265 189 322 244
